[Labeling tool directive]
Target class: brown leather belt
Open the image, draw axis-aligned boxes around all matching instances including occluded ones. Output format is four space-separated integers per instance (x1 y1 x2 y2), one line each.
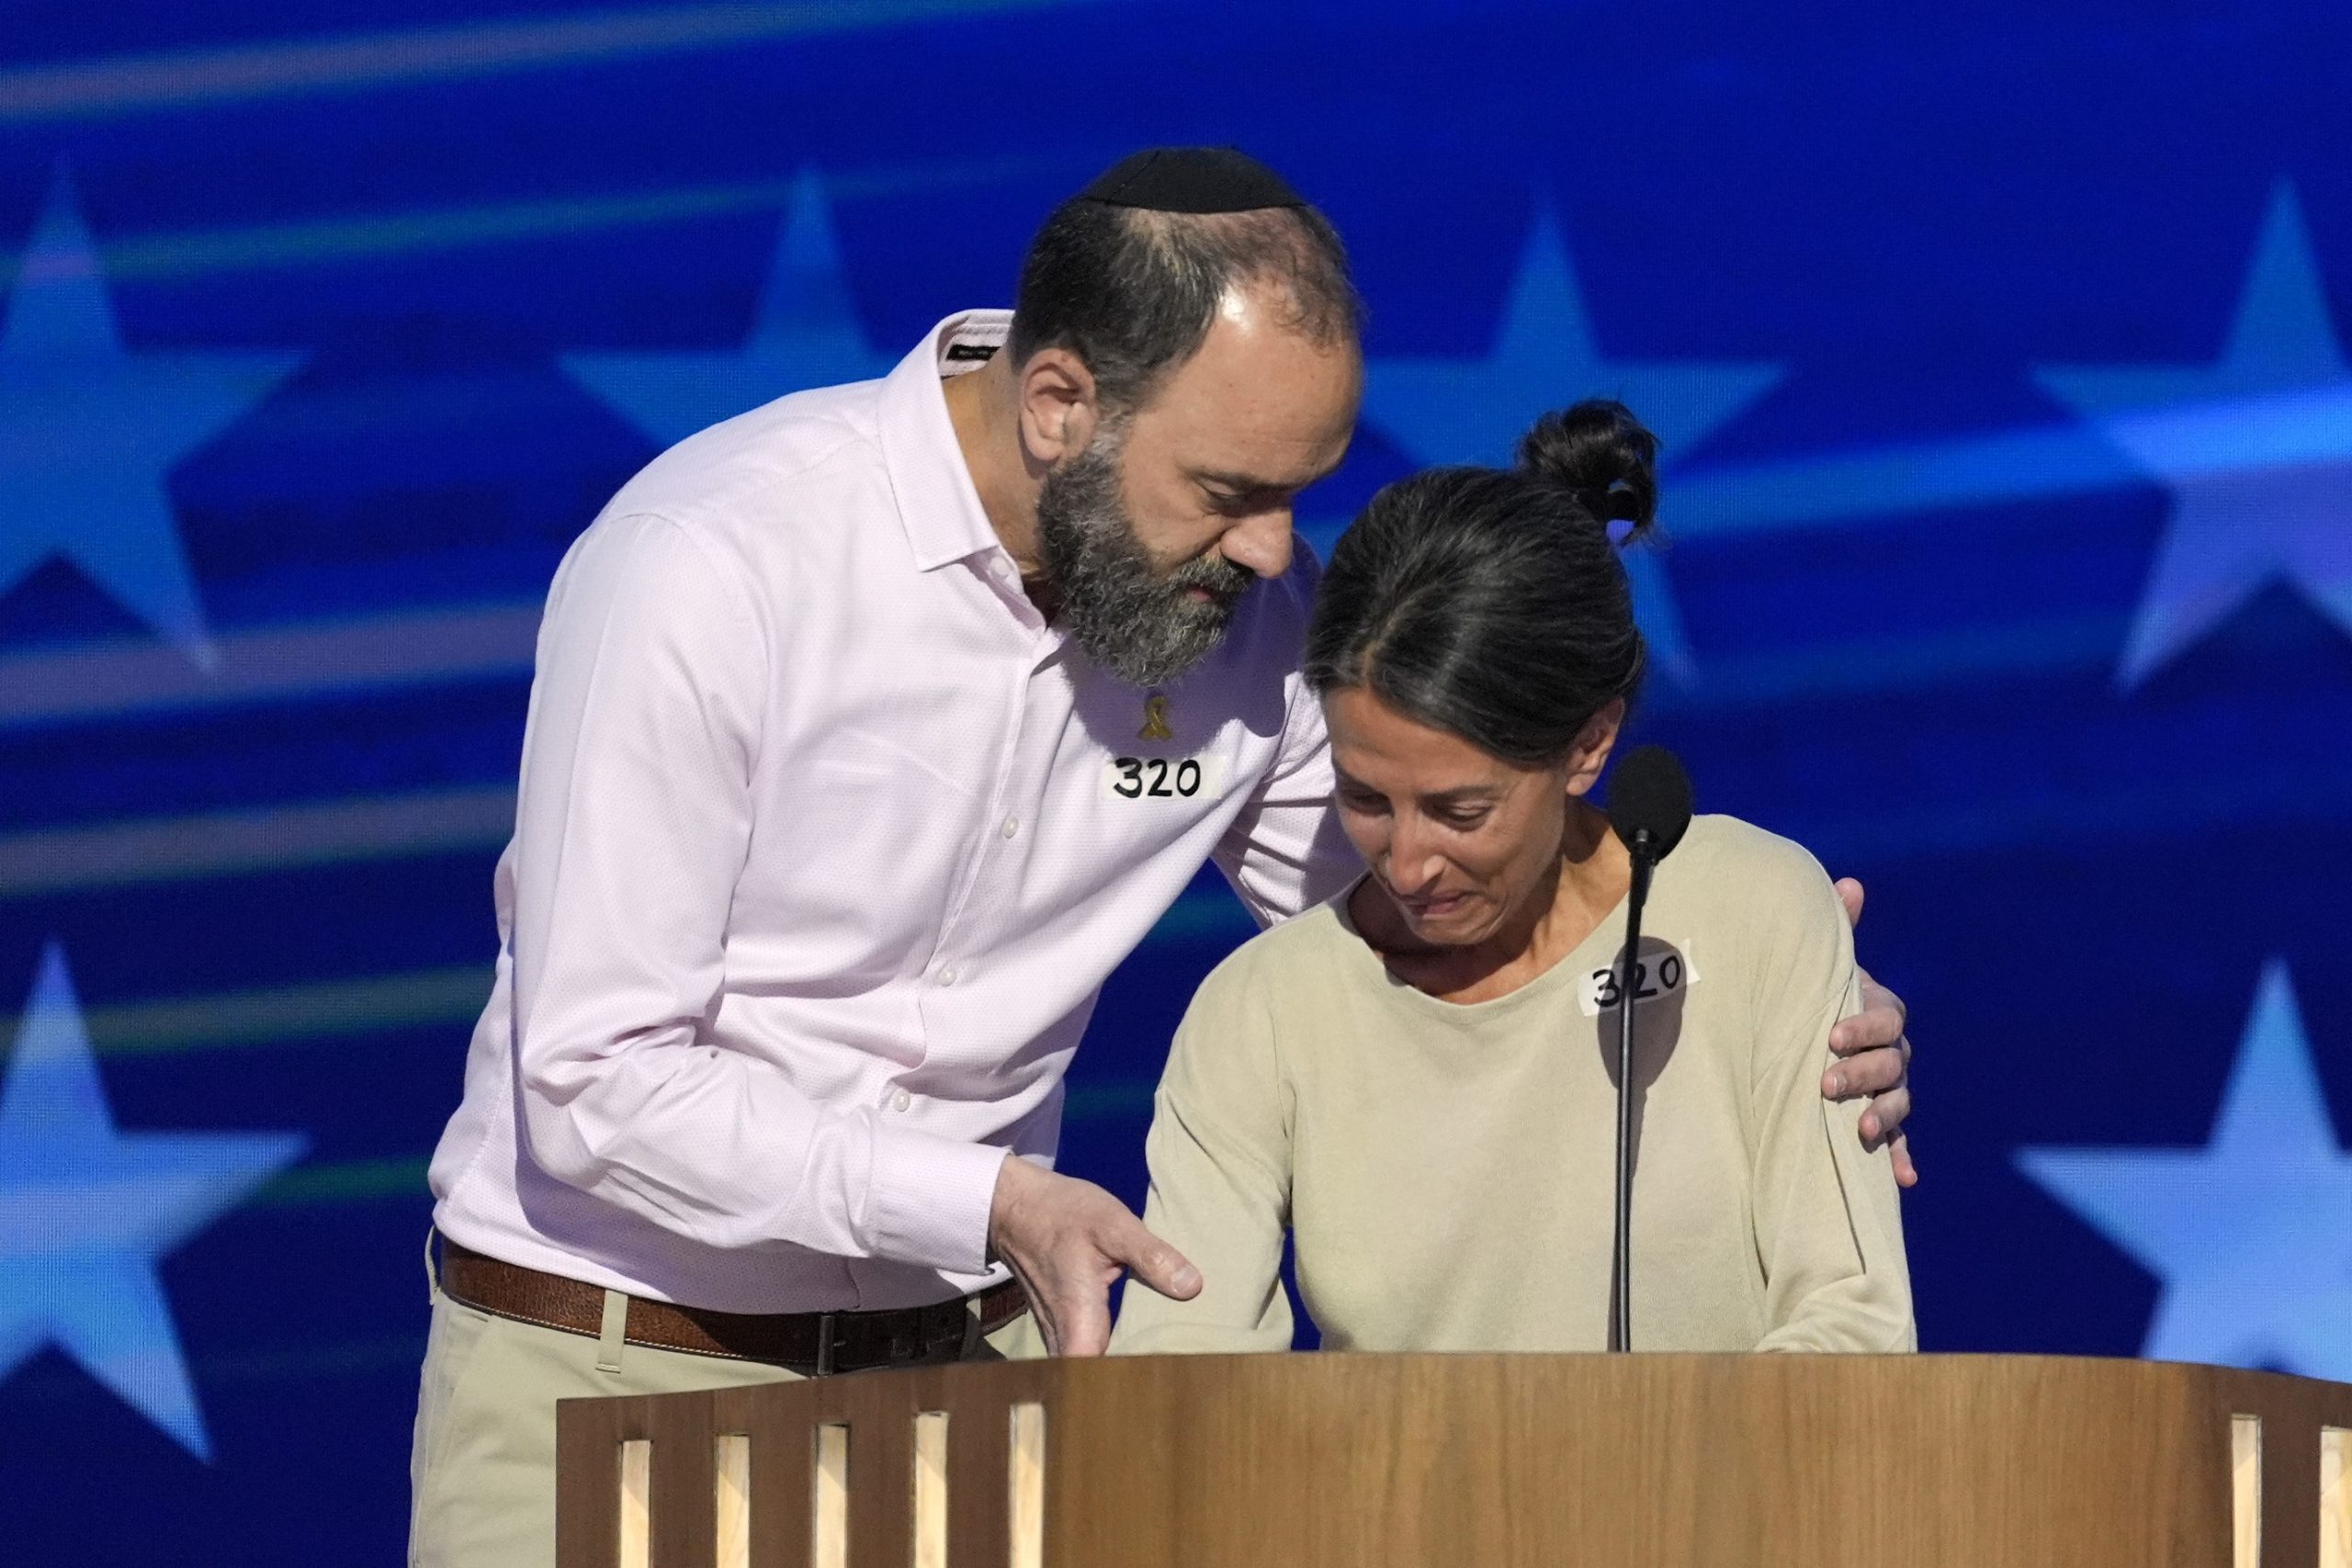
437 1238 1029 1375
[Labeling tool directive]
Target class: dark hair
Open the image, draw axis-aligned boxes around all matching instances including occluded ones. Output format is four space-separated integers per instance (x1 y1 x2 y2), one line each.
1303 400 1659 766
1008 200 1360 414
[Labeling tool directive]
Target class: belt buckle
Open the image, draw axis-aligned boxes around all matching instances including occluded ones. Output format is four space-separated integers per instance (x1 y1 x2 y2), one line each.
813 1312 839 1378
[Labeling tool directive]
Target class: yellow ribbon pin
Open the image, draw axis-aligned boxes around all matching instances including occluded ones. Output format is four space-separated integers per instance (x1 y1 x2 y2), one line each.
1138 694 1173 742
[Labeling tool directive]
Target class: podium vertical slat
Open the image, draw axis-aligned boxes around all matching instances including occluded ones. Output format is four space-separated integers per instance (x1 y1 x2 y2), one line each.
2233 1414 2263 1568
2321 1426 2349 1568
2250 1371 2329 1568
716 1384 810 1568
942 1385 1011 1568
618 1441 651 1568
649 1391 717 1568
811 1424 850 1568
716 1433 751 1568
910 1412 950 1568
842 1386 910 1568
557 1393 627 1568
1005 1404 1045 1568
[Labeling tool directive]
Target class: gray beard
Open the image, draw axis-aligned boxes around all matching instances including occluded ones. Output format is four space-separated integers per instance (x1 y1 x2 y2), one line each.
1034 428 1255 689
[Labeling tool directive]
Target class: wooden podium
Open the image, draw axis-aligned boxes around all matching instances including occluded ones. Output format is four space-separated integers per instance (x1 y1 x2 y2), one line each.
556 1354 2352 1568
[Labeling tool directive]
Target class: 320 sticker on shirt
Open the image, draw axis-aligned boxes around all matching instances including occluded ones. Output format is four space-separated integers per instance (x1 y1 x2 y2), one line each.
1577 942 1700 1017
1101 753 1227 802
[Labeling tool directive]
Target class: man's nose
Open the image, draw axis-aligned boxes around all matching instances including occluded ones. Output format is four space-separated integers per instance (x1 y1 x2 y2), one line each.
1221 507 1295 580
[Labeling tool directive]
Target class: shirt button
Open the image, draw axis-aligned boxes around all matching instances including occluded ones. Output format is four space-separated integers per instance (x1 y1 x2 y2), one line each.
937 965 959 987
889 1089 912 1113
1001 817 1019 839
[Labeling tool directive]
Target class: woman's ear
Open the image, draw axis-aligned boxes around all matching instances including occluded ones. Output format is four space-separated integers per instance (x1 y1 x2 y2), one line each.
1016 347 1100 467
1562 698 1628 799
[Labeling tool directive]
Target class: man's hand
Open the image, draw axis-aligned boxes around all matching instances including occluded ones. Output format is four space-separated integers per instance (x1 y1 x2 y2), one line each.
1827 877 1917 1188
987 1156 1201 1356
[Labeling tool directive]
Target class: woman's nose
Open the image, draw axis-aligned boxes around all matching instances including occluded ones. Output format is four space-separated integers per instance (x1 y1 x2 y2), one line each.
1387 823 1446 891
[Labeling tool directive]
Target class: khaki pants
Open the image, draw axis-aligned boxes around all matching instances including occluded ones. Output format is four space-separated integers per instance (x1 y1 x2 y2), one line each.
407 1268 1044 1568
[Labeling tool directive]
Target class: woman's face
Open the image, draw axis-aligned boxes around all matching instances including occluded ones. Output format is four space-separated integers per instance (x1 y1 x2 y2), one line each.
1325 687 1619 949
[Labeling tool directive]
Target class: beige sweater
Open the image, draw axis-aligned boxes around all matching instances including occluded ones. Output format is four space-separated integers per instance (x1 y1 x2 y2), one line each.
1110 815 1916 1356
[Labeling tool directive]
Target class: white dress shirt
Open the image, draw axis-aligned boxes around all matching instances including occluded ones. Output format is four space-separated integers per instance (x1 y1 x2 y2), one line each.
427 311 1356 1314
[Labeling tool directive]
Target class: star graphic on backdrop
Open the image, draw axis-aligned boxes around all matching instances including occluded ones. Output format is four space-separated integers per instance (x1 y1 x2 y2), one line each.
1363 206 1783 684
2036 181 2352 690
563 169 892 446
0 164 305 671
2017 960 2352 1380
0 943 305 1459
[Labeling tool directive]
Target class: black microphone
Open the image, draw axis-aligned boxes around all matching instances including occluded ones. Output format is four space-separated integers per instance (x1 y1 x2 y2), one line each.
1604 745 1694 1352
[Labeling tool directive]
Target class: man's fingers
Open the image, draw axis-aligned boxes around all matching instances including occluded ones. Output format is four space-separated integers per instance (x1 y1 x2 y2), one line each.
1828 990 1906 1058
1006 1251 1113 1359
1855 968 1907 1032
1889 1131 1919 1188
1047 1285 1114 1358
1822 1038 1906 1100
1860 1083 1913 1145
1105 1214 1202 1301
1820 890 1917 1178
1000 1263 1059 1355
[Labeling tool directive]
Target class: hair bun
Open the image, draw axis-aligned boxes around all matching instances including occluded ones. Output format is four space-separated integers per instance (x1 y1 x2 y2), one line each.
1514 399 1659 540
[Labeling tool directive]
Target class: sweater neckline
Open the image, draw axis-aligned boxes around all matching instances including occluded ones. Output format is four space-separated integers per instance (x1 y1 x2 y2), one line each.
1329 873 1633 1022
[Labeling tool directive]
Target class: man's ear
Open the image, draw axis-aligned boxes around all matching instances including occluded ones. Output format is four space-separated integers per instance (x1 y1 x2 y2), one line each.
1562 698 1627 799
1016 347 1100 467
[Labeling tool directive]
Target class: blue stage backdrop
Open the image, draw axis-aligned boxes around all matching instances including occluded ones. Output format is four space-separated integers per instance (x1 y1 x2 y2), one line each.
3 1 2349 1559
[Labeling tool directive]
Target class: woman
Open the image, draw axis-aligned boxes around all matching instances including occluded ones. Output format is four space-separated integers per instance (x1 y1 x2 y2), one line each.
1110 401 1914 1355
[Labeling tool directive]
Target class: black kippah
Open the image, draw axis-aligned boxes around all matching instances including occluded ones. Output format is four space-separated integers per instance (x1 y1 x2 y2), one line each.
1077 146 1305 214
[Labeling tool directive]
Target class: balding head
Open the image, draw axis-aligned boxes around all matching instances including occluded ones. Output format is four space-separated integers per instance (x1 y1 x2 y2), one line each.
1009 196 1362 416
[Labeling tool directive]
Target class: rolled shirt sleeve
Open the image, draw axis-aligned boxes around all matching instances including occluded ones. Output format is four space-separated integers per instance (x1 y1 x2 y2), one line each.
508 511 1005 1276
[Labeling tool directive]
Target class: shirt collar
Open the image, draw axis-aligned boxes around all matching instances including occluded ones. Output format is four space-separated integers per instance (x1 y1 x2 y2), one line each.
877 310 1013 573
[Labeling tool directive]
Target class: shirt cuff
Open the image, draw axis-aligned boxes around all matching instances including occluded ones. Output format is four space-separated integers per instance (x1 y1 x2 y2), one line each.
865 1124 1010 1275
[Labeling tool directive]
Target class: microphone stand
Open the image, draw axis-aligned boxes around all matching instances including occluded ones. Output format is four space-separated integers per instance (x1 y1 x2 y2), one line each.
1611 832 1658 1354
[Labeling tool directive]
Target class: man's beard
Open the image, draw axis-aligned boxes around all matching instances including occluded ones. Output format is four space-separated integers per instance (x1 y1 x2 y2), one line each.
1034 425 1256 689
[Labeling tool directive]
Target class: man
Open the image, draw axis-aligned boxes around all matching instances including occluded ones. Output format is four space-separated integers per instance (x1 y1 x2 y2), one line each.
409 148 1915 1566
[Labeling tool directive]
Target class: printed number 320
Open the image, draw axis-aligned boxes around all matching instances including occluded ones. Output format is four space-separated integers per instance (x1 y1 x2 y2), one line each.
1589 953 1687 1010
1112 756 1204 798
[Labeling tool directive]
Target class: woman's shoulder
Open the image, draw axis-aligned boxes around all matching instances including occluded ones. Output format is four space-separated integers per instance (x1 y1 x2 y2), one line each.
1665 814 1849 935
1168 896 1363 1079
1196 893 1361 1001
1677 813 1833 885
